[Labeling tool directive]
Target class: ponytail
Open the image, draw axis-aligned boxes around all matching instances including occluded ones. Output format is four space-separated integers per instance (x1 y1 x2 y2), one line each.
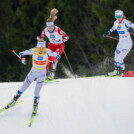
121 10 126 19
47 8 59 22
123 15 126 19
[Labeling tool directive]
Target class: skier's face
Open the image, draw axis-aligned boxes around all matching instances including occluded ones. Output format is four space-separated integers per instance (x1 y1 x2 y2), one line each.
117 18 122 21
47 26 54 32
38 47 44 54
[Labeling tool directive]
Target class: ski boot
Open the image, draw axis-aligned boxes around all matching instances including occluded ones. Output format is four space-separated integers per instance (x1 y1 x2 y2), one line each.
32 96 40 115
119 64 125 76
47 69 55 80
119 70 125 76
108 69 119 76
6 96 18 109
108 63 120 76
48 60 58 80
6 91 22 108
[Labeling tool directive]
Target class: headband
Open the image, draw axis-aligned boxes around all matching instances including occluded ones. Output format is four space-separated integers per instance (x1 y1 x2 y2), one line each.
37 41 46 48
46 22 54 27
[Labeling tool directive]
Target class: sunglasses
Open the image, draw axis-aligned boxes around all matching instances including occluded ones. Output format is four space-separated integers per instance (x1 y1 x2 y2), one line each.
115 16 122 19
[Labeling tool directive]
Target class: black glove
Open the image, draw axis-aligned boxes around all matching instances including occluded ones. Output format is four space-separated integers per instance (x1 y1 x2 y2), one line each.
103 31 110 37
127 28 134 33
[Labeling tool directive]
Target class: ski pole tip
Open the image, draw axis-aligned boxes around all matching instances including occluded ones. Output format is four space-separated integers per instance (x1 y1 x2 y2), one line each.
12 50 15 53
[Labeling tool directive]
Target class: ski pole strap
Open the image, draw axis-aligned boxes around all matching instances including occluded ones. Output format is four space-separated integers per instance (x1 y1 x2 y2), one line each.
107 35 119 41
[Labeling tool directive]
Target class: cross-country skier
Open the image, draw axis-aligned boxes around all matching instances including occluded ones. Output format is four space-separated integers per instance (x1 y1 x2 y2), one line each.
6 39 60 115
103 10 134 76
37 8 69 80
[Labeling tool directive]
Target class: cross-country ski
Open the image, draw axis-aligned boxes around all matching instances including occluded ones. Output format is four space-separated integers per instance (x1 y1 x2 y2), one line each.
0 100 23 113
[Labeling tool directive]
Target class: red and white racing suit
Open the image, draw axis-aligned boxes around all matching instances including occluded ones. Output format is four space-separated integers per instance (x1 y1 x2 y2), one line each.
40 26 69 72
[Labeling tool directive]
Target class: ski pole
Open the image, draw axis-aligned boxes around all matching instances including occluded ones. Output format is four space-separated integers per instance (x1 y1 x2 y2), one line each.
63 49 76 79
12 50 21 59
107 33 134 40
12 50 26 65
107 35 119 41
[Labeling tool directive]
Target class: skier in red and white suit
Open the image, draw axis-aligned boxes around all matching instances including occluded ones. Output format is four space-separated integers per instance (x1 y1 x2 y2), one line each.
37 8 69 80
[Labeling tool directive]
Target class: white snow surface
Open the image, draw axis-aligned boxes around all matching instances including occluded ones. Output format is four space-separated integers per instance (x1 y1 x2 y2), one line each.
0 77 134 134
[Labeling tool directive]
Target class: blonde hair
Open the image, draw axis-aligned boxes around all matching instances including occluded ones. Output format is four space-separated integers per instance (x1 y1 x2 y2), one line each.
121 10 126 19
38 39 45 42
47 8 59 22
123 15 126 19
120 10 126 19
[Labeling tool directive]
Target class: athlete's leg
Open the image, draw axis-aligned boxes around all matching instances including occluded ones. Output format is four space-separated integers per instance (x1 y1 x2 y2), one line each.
47 43 57 76
19 71 36 93
7 70 36 107
34 74 46 97
116 48 131 74
108 48 120 76
33 74 46 114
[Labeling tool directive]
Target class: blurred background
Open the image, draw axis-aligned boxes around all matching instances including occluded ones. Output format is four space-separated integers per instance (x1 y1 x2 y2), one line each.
0 0 134 82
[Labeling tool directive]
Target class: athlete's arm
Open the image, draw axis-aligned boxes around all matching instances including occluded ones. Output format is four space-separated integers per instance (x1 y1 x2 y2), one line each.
57 27 69 42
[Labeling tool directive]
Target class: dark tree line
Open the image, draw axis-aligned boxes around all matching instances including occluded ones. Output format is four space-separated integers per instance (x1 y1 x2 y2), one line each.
0 0 134 81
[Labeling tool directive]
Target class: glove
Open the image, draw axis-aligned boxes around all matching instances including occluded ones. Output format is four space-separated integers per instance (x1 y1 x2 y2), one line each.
19 52 24 59
56 55 61 60
36 36 41 41
63 39 67 43
103 31 110 37
127 28 134 33
21 58 26 65
19 52 26 65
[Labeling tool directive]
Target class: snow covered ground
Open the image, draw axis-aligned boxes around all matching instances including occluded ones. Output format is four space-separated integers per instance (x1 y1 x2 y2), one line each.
0 77 134 134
